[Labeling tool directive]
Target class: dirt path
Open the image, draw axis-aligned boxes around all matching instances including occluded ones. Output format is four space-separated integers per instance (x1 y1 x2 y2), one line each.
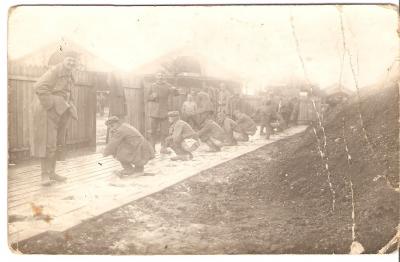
13 129 397 255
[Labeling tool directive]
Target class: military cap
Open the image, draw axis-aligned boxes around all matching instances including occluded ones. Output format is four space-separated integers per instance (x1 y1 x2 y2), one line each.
167 111 180 117
105 116 120 126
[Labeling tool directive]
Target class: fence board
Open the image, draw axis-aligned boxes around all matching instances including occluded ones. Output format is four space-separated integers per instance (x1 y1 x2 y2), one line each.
8 64 96 161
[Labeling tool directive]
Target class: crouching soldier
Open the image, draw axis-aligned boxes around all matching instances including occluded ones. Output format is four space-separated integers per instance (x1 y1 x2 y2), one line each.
103 116 155 177
233 110 257 142
197 117 225 152
217 111 238 146
165 111 200 161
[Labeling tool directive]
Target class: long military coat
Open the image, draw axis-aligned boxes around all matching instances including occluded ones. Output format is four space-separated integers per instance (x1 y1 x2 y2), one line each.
168 119 197 145
197 119 225 142
147 81 179 118
104 123 155 166
235 113 257 135
30 64 76 158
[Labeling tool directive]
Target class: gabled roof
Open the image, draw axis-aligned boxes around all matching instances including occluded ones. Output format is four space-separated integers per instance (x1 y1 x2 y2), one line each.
130 46 242 82
10 38 116 72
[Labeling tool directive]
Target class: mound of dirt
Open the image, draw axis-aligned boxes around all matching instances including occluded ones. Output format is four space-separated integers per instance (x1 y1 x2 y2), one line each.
278 81 399 252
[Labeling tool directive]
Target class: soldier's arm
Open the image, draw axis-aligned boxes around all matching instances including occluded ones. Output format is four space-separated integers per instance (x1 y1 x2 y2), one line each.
34 67 58 110
103 130 125 157
34 67 57 95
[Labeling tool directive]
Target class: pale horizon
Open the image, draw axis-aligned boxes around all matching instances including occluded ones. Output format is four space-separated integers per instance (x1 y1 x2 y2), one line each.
8 5 399 91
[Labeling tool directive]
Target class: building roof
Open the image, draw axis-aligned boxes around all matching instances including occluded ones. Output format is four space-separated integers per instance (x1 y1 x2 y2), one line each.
129 47 242 83
10 39 116 72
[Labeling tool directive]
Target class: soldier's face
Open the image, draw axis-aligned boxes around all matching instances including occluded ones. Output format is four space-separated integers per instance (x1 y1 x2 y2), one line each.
63 57 76 71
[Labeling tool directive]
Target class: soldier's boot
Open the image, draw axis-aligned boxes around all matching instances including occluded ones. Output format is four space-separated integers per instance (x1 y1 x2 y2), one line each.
55 145 66 161
206 140 221 152
48 157 67 182
40 158 53 187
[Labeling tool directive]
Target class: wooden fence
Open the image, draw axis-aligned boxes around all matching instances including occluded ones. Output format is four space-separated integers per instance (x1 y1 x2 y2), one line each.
8 66 260 161
121 75 260 141
8 64 97 161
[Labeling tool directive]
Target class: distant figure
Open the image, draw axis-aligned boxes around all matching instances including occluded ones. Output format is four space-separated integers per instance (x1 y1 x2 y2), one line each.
279 98 293 127
106 72 127 144
197 117 225 152
165 111 200 161
31 50 79 186
97 92 106 117
217 111 238 146
147 71 180 154
255 99 275 139
195 88 215 126
218 84 232 115
289 97 300 126
107 72 127 119
181 94 198 129
103 116 155 176
233 110 257 142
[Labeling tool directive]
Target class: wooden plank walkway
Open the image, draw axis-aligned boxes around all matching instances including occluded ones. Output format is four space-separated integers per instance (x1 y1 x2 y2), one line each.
8 125 308 244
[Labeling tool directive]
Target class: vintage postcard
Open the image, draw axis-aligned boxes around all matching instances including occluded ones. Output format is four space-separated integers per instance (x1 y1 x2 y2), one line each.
6 3 399 255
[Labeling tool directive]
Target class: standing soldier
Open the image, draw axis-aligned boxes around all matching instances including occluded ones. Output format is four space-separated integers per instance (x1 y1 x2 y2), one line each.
147 71 179 154
218 84 232 116
195 87 214 126
165 111 200 161
106 72 127 143
258 99 275 139
181 93 198 129
107 72 127 119
103 116 155 176
31 51 79 186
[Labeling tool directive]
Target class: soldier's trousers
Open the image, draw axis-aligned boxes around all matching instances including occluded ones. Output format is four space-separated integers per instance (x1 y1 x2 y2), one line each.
150 117 169 149
47 108 71 159
41 108 71 175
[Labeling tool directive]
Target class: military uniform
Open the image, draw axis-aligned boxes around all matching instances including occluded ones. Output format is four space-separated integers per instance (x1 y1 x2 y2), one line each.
195 91 214 126
234 112 257 141
181 99 198 129
197 118 225 151
31 63 78 183
147 80 179 150
107 72 126 119
219 116 238 145
104 122 155 172
165 119 199 158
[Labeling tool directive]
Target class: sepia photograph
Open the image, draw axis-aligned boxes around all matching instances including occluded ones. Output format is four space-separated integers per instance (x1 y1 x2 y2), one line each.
5 2 400 256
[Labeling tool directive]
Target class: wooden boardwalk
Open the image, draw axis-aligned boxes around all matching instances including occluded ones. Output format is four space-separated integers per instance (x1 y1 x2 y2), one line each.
8 125 308 244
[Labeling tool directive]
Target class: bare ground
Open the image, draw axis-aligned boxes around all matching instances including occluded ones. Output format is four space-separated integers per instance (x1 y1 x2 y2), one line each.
12 84 399 255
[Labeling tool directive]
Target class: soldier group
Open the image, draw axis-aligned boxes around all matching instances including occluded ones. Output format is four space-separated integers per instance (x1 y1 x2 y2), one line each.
31 52 292 185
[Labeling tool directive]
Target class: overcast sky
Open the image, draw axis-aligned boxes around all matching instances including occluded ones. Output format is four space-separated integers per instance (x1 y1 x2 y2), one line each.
8 5 399 91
